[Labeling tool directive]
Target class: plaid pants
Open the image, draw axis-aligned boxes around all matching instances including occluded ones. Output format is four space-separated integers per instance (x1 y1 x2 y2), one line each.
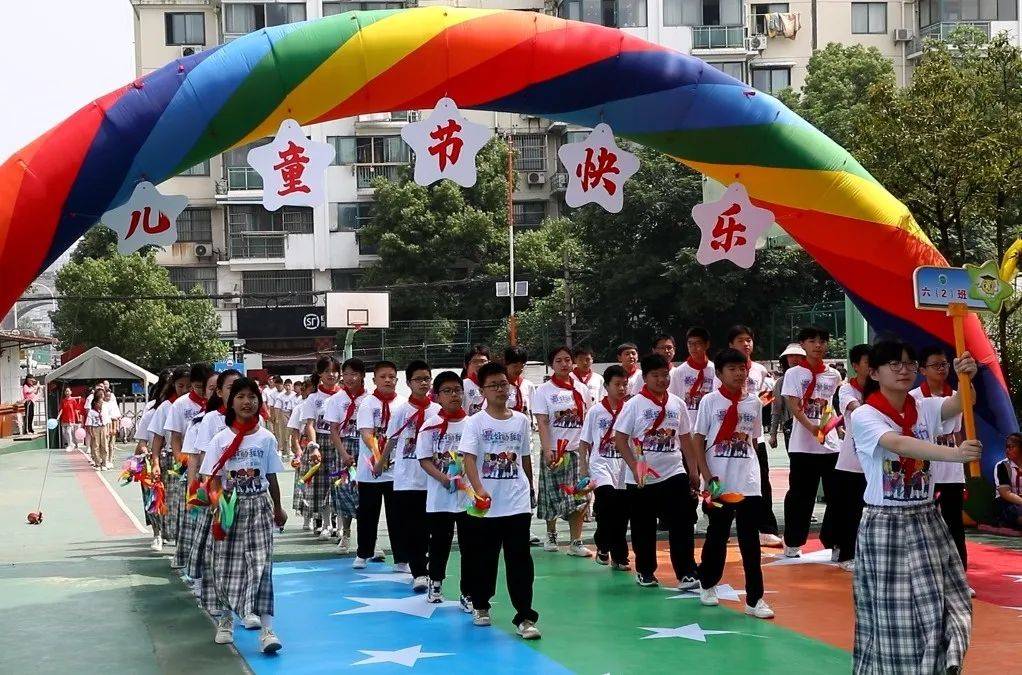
172 484 197 568
187 506 212 580
537 451 585 521
301 433 337 520
853 502 971 674
331 437 360 518
164 475 186 541
208 494 275 618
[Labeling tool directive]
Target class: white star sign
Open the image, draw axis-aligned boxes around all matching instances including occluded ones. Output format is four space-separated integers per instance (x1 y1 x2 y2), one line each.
557 123 639 213
666 584 775 602
333 595 461 619
102 181 188 255
764 548 838 567
1005 574 1022 583
401 98 492 187
639 623 763 642
247 118 335 211
353 645 453 668
691 181 774 269
351 572 414 585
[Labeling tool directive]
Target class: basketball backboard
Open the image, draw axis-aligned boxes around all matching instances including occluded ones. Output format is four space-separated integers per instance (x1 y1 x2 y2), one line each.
325 291 390 329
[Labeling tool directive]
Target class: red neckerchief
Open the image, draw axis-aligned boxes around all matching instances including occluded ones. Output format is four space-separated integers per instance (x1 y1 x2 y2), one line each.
208 416 260 479
217 405 227 415
188 391 208 409
597 396 624 449
373 389 397 430
572 367 592 384
337 386 363 431
550 374 586 421
865 391 921 475
319 383 340 396
850 377 865 394
466 372 479 386
712 385 744 445
624 364 638 378
511 376 526 412
920 381 953 397
167 392 180 404
686 355 709 400
390 395 432 441
638 385 669 435
800 358 827 410
421 407 468 444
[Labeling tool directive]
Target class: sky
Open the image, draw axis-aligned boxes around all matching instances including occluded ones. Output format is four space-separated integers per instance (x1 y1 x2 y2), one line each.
0 0 135 160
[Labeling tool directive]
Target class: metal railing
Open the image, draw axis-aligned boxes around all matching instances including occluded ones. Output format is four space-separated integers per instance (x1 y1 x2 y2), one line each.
356 164 403 189
912 21 991 54
692 25 746 50
228 232 286 259
226 166 263 190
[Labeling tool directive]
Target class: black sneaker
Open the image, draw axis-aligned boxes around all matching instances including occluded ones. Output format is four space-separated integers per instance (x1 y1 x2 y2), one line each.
595 552 610 566
459 594 473 613
529 535 542 547
635 572 659 587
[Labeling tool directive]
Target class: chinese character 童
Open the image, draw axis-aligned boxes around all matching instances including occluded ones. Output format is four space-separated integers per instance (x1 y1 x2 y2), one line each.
273 140 311 196
575 147 620 195
125 206 172 240
428 119 464 171
710 203 748 253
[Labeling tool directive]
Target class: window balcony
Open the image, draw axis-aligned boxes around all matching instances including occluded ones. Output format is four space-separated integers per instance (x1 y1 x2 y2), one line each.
692 25 747 51
356 164 404 190
226 166 263 191
227 232 286 260
910 21 991 57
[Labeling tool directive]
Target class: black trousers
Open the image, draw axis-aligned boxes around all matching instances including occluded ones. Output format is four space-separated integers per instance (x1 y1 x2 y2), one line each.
830 469 866 562
783 452 838 548
937 483 968 569
357 481 405 562
628 473 697 579
426 511 471 597
755 442 779 535
698 496 763 606
462 512 538 625
23 400 34 433
593 485 630 564
392 489 427 577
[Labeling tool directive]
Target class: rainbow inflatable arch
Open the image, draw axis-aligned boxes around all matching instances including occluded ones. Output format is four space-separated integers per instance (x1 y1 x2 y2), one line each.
0 7 1016 482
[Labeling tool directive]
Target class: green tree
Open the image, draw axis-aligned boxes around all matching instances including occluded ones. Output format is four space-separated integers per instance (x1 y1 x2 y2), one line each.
53 248 227 370
70 225 118 262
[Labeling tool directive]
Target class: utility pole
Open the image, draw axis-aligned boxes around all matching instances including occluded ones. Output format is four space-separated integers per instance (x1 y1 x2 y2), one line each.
506 133 518 345
563 248 573 349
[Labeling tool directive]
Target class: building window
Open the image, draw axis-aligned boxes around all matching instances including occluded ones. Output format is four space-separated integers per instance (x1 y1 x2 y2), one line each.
663 0 703 26
564 130 591 145
615 0 648 26
559 1 647 27
328 136 357 165
166 12 205 45
513 201 546 228
324 1 405 15
752 3 789 33
333 202 375 232
168 266 216 296
355 136 408 164
179 160 210 177
357 233 378 256
752 66 791 94
851 3 887 34
227 205 313 234
513 134 546 172
224 2 306 36
177 208 213 242
710 61 745 82
224 140 266 190
331 270 363 290
241 270 314 306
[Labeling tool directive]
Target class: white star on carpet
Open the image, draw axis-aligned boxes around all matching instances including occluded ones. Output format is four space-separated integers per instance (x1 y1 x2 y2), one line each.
352 645 453 667
639 623 759 642
273 565 330 576
333 595 461 618
1005 574 1022 583
666 584 777 602
764 549 837 567
351 572 413 585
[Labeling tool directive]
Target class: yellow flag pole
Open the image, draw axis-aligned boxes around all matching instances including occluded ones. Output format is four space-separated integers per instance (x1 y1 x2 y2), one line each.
946 302 980 478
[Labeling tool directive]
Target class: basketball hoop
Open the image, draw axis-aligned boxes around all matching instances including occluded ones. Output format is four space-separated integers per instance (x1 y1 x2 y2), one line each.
351 323 366 333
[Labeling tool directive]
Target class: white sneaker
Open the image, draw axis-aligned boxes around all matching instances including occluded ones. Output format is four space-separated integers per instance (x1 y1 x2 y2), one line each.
214 615 233 644
543 533 559 552
677 575 699 591
745 599 775 619
969 587 977 598
472 608 491 626
336 535 350 554
783 546 802 558
700 585 719 606
164 539 176 547
149 536 163 552
242 613 261 630
516 620 541 639
567 540 592 557
352 557 368 569
831 547 841 563
759 533 783 547
838 559 855 572
259 627 282 654
393 562 411 574
427 580 443 603
372 549 387 562
302 516 312 531
460 595 473 613
317 528 332 541
412 575 429 592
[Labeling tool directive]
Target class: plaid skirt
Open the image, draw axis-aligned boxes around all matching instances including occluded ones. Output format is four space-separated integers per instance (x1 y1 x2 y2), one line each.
331 437 360 518
207 493 275 618
292 458 304 512
141 483 161 532
537 451 586 521
187 506 212 580
302 432 340 519
161 473 186 542
172 493 199 568
853 502 971 674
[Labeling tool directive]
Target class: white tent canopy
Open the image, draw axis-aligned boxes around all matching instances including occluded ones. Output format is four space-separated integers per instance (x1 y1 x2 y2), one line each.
45 346 157 386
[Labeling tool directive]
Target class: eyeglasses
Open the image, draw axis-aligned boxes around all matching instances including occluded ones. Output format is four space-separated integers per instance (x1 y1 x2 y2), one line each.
884 360 920 373
483 381 509 391
438 387 463 396
410 376 432 383
923 361 950 370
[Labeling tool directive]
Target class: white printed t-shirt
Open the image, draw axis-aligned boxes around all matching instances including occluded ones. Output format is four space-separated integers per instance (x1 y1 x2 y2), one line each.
580 399 627 489
571 370 606 405
669 360 716 428
463 376 485 416
909 386 964 485
532 378 589 454
613 391 691 485
781 364 842 454
386 400 441 491
506 377 536 417
355 394 405 484
415 413 468 513
201 427 285 495
457 410 532 518
835 382 865 473
322 389 368 445
694 390 763 496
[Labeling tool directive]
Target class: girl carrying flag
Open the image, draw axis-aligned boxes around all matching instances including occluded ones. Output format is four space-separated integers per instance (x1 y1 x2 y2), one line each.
200 377 287 653
299 356 343 539
148 366 190 546
324 358 368 554
850 339 979 674
134 370 170 552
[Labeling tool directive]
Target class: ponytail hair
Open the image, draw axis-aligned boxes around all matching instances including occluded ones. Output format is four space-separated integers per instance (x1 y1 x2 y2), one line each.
206 369 242 412
224 377 263 427
157 366 189 405
862 339 917 399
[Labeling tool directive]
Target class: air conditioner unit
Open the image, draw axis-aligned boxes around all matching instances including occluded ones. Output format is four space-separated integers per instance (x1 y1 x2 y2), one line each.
182 46 196 57
747 35 768 51
194 243 211 258
520 113 541 121
893 28 913 42
526 171 545 186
